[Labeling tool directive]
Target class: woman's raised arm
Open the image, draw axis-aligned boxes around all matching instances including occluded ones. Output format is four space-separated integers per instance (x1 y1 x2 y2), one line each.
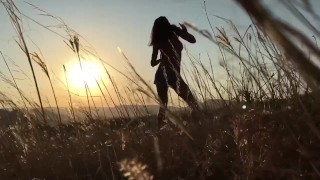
173 24 196 43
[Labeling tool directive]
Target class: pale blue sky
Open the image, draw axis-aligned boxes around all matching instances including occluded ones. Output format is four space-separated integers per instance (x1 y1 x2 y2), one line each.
0 0 319 106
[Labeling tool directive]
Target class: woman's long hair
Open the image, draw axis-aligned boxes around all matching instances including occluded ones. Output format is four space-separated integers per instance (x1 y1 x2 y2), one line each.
149 16 173 46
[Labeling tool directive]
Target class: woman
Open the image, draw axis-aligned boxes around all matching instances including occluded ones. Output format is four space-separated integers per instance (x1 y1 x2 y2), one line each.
149 16 199 127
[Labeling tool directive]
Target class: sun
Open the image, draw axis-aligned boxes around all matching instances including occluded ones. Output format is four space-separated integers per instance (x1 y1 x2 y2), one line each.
66 60 105 93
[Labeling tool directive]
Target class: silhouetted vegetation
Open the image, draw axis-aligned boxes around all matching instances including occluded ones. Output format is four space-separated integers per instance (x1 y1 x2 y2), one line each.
1 0 320 179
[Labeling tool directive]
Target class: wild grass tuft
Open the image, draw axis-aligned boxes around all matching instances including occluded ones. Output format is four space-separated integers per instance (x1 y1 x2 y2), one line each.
0 0 320 179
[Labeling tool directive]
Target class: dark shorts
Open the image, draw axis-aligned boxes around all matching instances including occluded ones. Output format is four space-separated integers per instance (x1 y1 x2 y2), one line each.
154 65 180 87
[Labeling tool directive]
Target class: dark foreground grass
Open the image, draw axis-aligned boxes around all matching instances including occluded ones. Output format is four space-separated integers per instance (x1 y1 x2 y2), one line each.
1 0 320 179
1 103 320 179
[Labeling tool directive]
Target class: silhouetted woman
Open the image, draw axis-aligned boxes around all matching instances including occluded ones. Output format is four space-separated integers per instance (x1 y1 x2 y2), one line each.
150 16 199 127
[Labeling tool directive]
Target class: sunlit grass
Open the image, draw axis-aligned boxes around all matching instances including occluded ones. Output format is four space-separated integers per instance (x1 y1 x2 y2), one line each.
0 0 320 179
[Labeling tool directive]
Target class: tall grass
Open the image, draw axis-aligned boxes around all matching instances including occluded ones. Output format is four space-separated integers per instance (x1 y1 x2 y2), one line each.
0 0 320 179
2 0 46 122
234 0 320 92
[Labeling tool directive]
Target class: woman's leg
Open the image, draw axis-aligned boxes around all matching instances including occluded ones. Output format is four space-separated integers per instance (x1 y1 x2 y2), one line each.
172 78 199 111
156 83 168 128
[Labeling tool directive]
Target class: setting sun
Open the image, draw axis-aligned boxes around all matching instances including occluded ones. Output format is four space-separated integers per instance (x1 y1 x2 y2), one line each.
66 60 105 92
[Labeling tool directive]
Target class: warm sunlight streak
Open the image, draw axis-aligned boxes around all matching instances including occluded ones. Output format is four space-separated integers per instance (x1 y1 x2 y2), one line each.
66 60 105 93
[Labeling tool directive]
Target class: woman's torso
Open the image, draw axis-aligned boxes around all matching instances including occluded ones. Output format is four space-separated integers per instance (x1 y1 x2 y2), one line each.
158 32 183 72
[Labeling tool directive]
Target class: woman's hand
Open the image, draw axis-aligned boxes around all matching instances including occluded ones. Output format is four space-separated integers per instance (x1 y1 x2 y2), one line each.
179 23 187 33
151 59 161 67
178 23 196 43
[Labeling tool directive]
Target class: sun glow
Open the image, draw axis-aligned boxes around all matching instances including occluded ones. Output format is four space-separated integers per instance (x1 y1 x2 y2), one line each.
66 60 105 93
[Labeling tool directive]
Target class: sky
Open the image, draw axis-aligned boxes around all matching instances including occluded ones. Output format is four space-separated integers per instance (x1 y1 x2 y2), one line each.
0 0 319 107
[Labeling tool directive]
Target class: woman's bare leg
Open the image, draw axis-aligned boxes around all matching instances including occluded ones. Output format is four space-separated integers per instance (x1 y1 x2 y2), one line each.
173 79 202 125
172 79 199 111
156 83 168 128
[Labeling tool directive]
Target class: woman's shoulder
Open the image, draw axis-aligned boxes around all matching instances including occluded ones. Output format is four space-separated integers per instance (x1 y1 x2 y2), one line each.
171 25 181 34
171 24 179 29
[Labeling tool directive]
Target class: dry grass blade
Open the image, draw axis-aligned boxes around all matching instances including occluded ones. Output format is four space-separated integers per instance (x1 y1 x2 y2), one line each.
63 65 76 122
0 52 29 111
234 0 320 92
2 0 46 122
31 52 62 123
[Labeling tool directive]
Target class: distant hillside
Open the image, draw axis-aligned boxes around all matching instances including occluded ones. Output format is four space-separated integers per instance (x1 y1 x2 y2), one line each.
0 99 230 127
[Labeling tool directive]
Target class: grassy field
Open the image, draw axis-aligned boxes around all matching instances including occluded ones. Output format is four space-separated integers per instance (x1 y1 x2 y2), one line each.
1 103 320 179
1 0 320 179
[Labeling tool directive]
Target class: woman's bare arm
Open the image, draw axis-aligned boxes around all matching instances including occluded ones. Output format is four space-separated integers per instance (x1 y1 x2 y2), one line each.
174 24 196 43
151 46 160 67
